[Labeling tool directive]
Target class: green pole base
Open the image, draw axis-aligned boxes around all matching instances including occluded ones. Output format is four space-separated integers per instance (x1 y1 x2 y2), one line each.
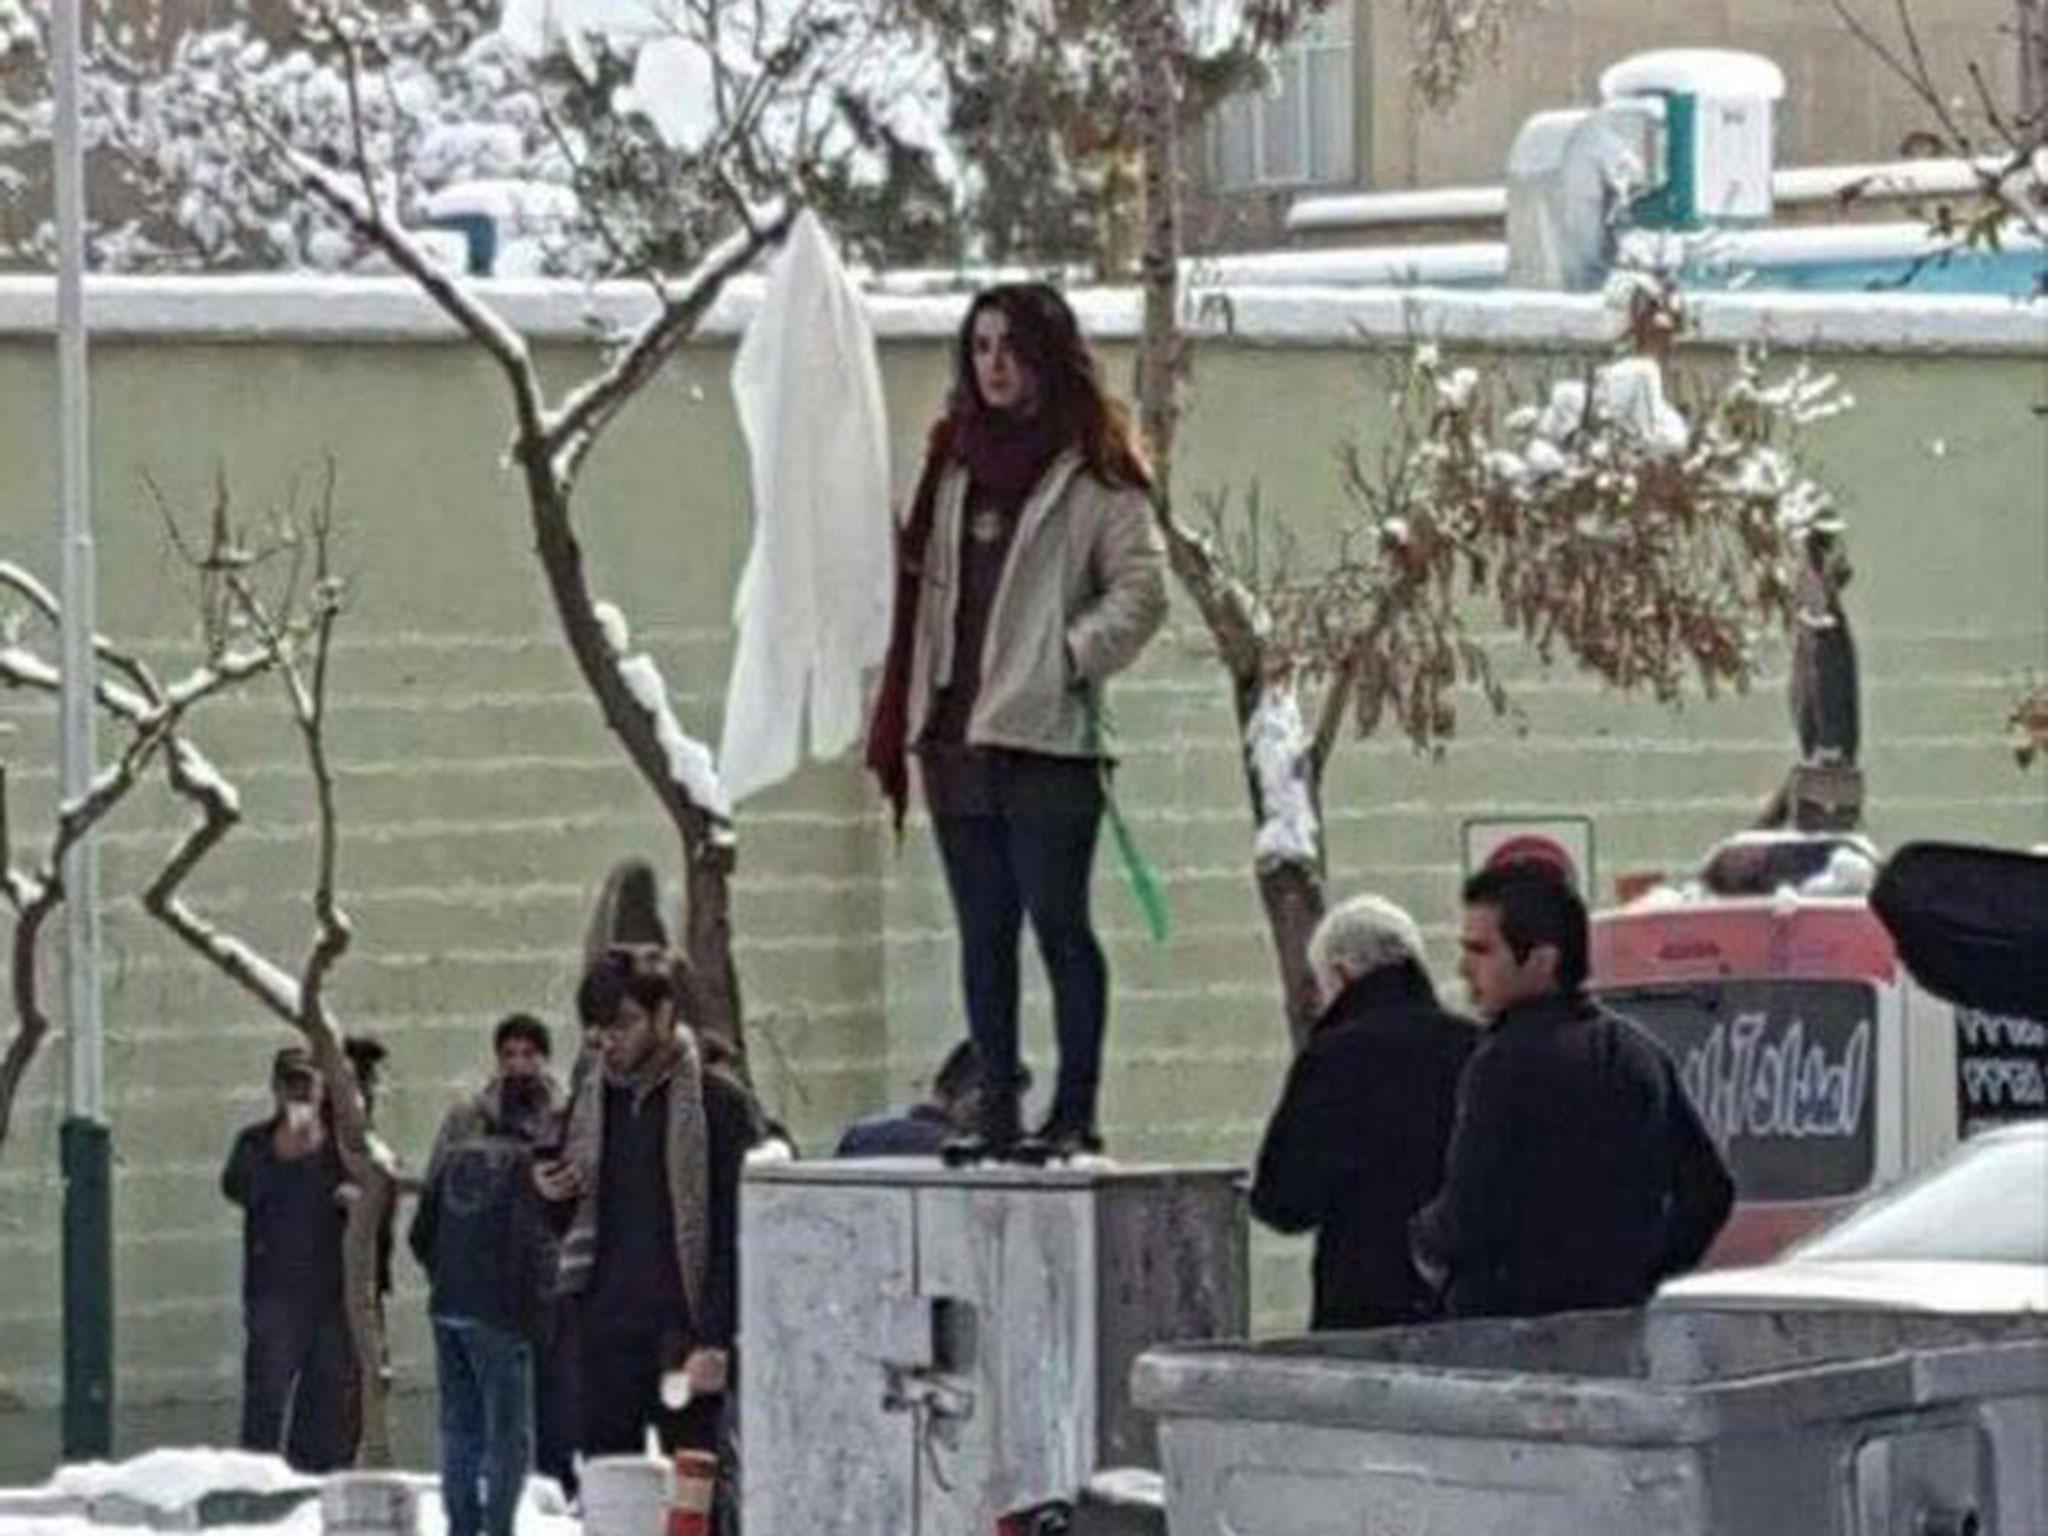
60 1116 113 1459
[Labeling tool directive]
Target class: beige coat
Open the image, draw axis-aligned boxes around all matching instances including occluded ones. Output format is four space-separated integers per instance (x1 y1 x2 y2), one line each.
907 450 1169 758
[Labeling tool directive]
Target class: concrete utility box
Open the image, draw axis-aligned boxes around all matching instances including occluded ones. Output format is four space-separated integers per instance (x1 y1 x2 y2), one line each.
1134 1308 2048 1536
741 1160 1246 1535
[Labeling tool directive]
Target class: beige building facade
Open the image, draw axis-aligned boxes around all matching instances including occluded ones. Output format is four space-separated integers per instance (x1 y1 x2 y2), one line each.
1200 0 2025 245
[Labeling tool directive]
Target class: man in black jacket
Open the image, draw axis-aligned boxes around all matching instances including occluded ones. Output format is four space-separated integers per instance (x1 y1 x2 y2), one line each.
1250 895 1475 1330
221 1045 356 1472
411 1051 557 1536
1412 863 1734 1318
537 950 758 1460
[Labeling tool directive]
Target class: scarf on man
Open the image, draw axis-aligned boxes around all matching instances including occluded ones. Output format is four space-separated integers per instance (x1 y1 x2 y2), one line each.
554 1031 711 1336
863 408 1065 832
422 1070 565 1182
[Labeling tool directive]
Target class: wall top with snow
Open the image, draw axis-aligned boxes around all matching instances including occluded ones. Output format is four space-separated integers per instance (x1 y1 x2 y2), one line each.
0 273 2039 357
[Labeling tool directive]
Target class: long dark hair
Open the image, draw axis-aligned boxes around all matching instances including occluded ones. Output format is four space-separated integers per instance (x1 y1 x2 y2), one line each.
948 282 1152 492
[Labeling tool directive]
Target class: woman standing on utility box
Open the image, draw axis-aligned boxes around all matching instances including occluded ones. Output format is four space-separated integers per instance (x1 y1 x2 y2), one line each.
867 282 1169 1162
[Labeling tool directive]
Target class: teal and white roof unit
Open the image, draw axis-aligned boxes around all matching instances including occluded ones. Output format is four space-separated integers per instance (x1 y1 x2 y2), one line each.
1600 49 1788 231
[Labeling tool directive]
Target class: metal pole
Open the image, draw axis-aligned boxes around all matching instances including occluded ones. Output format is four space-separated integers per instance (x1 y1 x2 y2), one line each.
53 0 113 1460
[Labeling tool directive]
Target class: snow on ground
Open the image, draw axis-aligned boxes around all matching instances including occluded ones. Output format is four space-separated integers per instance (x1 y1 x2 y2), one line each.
0 1449 580 1536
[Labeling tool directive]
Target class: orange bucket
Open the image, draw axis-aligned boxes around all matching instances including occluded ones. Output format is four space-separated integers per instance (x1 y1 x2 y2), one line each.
667 1449 718 1536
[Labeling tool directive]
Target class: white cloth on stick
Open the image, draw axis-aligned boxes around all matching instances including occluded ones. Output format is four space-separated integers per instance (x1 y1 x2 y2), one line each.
721 210 892 805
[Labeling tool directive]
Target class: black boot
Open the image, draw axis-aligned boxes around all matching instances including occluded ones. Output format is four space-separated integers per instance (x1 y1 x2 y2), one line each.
1023 1106 1104 1162
941 1083 1024 1167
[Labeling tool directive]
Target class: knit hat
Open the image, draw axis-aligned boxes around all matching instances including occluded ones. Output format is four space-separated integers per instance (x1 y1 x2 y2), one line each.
582 859 671 967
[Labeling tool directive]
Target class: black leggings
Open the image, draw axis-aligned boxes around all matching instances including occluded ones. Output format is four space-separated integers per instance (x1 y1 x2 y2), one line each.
928 752 1107 1129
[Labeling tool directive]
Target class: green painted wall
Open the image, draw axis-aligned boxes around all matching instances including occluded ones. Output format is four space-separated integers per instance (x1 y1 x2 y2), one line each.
0 318 2041 1477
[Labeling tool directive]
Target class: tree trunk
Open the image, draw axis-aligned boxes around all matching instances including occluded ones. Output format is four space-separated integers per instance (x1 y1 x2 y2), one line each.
518 457 746 1070
1229 676 1329 1049
341 1166 395 1467
1127 0 1332 1051
1256 859 1328 1050
302 1033 388 1463
1130 0 1184 486
2022 0 2047 123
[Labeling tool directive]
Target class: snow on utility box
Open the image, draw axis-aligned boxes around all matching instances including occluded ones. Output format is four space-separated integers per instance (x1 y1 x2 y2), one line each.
1134 1309 2048 1536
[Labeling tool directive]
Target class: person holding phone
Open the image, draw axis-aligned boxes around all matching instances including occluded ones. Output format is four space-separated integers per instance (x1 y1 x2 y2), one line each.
538 951 758 1473
221 1045 358 1471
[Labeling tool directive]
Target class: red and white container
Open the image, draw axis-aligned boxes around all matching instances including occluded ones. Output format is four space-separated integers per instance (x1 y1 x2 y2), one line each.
1591 833 1960 1265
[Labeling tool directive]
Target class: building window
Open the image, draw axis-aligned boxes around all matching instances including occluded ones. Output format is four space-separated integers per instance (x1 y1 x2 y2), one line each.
1209 12 1355 189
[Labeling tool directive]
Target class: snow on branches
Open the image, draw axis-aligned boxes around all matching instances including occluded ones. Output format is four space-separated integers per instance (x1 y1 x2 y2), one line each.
878 0 1337 270
592 599 733 832
2 0 953 274
0 477 346 1148
1253 283 1851 765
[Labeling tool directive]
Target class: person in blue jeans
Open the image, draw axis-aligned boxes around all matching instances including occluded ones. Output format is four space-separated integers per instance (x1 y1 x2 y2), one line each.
410 1063 557 1536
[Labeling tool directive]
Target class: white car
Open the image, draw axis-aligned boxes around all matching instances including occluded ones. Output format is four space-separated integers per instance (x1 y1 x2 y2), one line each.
1657 1119 2048 1313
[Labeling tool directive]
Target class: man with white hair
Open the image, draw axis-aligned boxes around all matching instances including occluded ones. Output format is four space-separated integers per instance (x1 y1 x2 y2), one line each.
1250 894 1476 1330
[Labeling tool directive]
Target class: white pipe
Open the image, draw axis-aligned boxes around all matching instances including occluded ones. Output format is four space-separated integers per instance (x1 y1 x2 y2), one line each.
53 0 102 1125
1286 185 1507 233
1287 152 2048 235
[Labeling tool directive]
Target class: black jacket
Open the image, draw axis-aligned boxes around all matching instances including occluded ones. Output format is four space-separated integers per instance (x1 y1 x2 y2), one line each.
835 1103 952 1158
221 1119 349 1311
409 1102 556 1339
1250 963 1476 1330
1412 991 1734 1319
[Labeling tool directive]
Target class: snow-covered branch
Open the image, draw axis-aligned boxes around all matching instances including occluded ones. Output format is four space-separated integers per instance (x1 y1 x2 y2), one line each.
142 467 356 1036
1824 0 2047 249
593 601 732 833
0 548 285 1149
542 202 792 485
145 732 301 1024
263 134 545 440
1247 677 1320 873
1 560 160 717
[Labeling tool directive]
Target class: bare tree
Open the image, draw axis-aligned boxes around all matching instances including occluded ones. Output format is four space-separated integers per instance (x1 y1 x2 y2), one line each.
0 525 279 1150
131 469 404 1462
73 0 952 1065
1122 1 1845 1044
2 467 409 1460
1404 0 1523 109
881 0 1335 275
1827 0 2048 249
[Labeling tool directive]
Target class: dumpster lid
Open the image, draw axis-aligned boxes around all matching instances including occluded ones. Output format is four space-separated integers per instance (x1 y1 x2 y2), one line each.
1869 841 2048 1017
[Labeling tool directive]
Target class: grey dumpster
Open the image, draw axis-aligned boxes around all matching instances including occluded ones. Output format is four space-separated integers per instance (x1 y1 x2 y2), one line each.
1133 1308 2048 1536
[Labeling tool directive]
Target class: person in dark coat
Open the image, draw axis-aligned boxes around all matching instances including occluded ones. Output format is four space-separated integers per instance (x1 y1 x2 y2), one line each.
424 1014 577 1500
537 949 759 1461
411 1034 558 1536
1250 895 1475 1330
1411 863 1734 1318
221 1045 357 1473
835 1041 1024 1158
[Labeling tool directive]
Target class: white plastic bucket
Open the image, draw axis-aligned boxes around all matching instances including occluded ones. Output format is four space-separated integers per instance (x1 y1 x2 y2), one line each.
580 1455 676 1536
320 1473 419 1536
